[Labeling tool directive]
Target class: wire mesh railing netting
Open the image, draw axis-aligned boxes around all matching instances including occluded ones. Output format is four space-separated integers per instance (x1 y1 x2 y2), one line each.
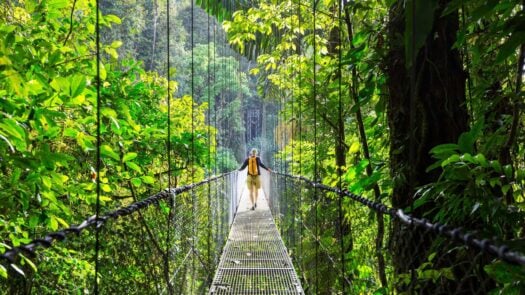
270 173 525 294
1 173 239 295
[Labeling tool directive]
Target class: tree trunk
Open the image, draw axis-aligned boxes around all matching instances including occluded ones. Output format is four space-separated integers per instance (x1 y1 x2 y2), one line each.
342 0 387 287
386 0 468 291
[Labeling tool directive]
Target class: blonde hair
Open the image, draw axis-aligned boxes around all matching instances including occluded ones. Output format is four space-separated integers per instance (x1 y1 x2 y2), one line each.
250 148 258 156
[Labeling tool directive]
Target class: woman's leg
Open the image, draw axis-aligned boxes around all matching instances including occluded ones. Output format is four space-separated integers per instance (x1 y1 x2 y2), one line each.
249 183 255 209
254 186 258 206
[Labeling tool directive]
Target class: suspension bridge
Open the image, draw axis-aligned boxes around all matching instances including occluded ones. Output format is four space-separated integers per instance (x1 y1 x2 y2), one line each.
2 0 525 294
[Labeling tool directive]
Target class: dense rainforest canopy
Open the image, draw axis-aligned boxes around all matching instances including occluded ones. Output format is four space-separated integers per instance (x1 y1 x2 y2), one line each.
1 0 525 293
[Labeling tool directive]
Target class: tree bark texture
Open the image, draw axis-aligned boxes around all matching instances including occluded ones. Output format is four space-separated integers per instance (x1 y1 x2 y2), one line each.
386 0 468 291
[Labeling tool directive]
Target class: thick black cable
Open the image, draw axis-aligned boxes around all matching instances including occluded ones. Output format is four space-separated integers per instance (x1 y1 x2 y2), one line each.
190 0 196 292
281 84 285 238
312 0 319 291
213 24 220 259
0 173 232 266
289 0 296 250
206 0 212 280
94 0 101 293
409 2 417 292
165 0 174 293
409 0 417 206
296 0 304 270
273 171 525 267
337 0 346 292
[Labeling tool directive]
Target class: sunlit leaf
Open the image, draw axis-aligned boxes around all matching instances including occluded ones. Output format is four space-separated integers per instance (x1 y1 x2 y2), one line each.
100 145 120 161
123 152 138 162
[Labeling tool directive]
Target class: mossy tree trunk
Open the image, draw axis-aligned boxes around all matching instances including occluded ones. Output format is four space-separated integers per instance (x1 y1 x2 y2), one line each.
386 0 468 290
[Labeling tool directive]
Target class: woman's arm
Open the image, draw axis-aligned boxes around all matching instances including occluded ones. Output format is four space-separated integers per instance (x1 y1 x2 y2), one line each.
257 157 271 172
238 158 249 171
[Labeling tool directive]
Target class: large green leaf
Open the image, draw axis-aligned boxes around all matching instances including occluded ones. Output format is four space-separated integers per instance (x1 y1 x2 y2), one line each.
496 31 525 62
0 119 27 151
100 145 120 161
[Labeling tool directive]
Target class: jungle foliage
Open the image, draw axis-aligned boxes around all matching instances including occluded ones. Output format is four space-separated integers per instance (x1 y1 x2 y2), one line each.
1 0 525 294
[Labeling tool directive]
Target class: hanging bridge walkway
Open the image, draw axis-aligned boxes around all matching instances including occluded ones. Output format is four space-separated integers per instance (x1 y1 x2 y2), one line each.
210 191 303 294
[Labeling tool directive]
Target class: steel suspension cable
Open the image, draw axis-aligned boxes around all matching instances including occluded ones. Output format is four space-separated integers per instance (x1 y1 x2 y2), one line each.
296 0 304 270
337 0 346 291
312 0 319 291
289 0 296 250
281 81 286 238
94 0 101 293
213 23 220 249
165 0 174 293
409 1 417 292
190 0 196 292
206 0 212 280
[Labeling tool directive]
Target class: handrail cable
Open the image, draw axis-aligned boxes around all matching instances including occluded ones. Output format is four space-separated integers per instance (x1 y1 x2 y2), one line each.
0 172 232 265
274 172 525 266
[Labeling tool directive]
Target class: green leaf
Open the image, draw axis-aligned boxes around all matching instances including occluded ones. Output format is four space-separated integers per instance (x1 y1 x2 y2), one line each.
485 261 525 284
131 178 142 187
100 145 120 161
441 154 460 167
0 134 15 153
48 216 59 231
474 154 488 167
70 74 87 98
126 162 142 173
63 128 78 137
47 0 68 10
0 119 27 149
490 160 502 173
20 254 37 272
141 176 155 184
0 264 7 279
104 47 119 59
123 152 138 162
430 143 459 157
349 142 360 154
459 153 474 163
497 32 525 62
104 14 122 24
99 62 107 80
101 184 112 192
110 41 123 48
503 164 513 178
458 132 475 154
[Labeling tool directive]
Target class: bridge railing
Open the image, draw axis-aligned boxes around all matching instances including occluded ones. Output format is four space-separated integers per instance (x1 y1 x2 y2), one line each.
270 172 525 294
1 172 239 295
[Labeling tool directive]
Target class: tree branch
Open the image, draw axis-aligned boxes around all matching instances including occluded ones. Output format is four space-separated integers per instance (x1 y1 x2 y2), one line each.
63 0 77 46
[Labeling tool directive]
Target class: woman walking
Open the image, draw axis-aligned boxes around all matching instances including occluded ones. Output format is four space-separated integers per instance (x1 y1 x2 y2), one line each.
238 148 271 210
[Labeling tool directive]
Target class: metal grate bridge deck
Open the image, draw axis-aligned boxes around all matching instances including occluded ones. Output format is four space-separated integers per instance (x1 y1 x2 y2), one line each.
210 190 303 294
